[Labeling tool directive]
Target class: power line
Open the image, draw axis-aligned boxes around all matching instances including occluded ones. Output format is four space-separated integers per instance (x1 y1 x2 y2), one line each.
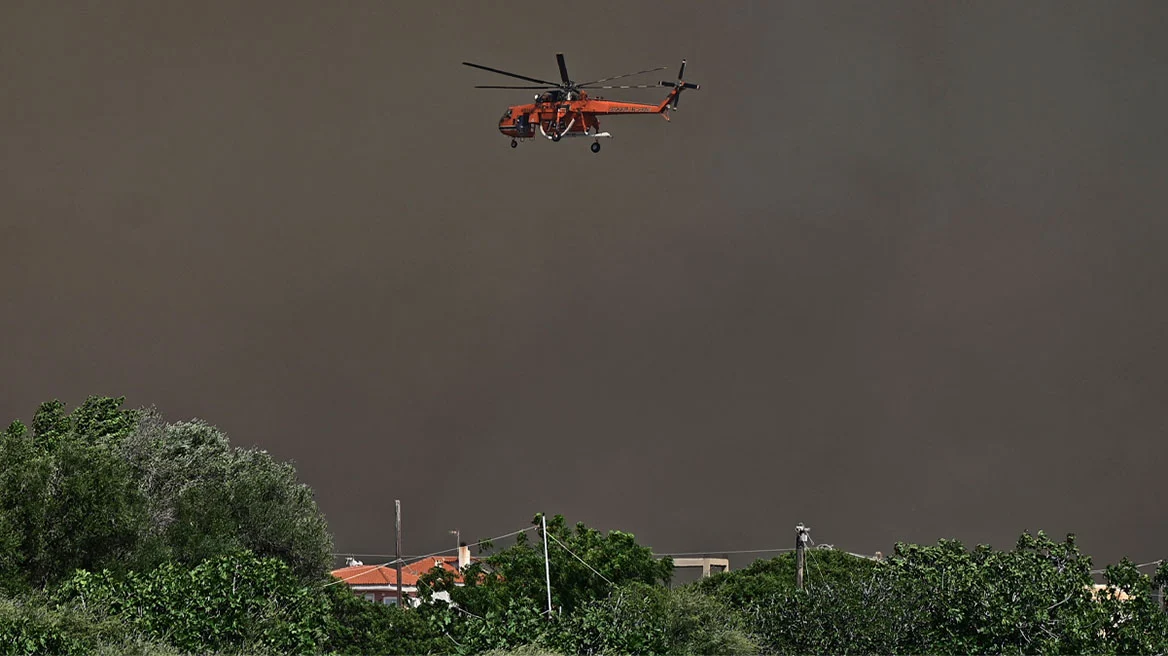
1090 559 1164 575
547 531 615 587
653 547 799 557
334 553 447 560
333 527 536 560
325 525 536 587
335 539 1161 581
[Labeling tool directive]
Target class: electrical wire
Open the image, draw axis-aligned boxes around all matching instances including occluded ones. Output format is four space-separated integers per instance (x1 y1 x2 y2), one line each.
324 525 536 587
653 547 799 557
333 553 434 559
1090 559 1164 575
332 530 1160 586
804 541 822 586
333 529 537 560
546 531 615 587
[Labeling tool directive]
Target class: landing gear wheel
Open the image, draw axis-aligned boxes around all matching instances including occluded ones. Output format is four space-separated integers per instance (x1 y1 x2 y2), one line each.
551 133 561 142
511 139 518 148
590 142 601 153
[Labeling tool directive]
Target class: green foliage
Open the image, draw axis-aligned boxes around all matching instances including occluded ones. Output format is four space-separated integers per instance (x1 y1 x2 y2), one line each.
122 413 333 582
696 547 882 606
55 551 331 655
544 583 758 656
426 513 671 620
550 582 671 655
885 532 1121 654
739 569 927 654
0 397 150 591
696 549 911 654
661 586 759 655
0 422 52 594
44 437 150 577
413 514 754 656
31 400 70 450
70 396 140 444
0 398 333 591
1157 561 1168 614
321 583 444 655
3 421 27 440
713 532 1168 655
5 393 1167 656
442 596 550 655
478 646 566 656
1094 558 1168 655
0 592 116 656
0 590 179 656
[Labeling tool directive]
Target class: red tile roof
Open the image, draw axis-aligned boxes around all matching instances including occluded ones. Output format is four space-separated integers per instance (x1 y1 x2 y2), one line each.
331 555 471 587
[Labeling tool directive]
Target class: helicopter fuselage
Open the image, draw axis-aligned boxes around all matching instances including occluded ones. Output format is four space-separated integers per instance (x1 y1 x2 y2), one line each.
498 91 672 141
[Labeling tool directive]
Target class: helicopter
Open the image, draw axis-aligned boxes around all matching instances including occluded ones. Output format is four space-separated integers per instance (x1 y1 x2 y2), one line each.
462 53 699 153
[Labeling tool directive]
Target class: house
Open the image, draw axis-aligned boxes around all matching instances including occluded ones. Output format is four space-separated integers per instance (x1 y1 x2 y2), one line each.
331 544 474 606
1090 583 1132 602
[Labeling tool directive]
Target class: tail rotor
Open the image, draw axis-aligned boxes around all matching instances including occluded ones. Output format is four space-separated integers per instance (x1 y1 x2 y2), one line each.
660 59 699 109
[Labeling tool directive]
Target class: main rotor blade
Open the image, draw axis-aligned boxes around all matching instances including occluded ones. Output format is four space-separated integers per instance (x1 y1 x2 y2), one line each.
579 83 663 89
462 61 559 86
475 85 558 89
556 53 570 85
578 66 668 87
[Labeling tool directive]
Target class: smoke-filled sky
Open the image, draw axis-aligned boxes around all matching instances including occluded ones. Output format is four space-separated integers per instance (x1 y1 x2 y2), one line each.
3 1 1166 570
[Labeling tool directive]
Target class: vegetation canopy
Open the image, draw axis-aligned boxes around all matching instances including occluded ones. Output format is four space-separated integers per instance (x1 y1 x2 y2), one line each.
1 397 1165 655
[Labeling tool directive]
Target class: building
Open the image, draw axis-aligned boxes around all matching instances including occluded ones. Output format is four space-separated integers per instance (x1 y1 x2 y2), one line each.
331 544 474 605
1090 583 1133 602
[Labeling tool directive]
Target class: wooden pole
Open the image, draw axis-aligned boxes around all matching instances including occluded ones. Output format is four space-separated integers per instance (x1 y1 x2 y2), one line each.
395 499 404 604
795 523 809 591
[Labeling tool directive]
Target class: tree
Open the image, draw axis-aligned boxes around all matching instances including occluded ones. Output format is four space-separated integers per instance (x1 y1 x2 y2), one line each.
710 531 1168 655
695 547 883 608
122 413 332 582
0 398 150 591
0 420 50 594
1157 561 1168 611
1093 558 1168 654
321 583 444 655
54 551 331 655
883 532 1129 654
414 514 755 656
697 549 913 655
547 583 758 656
427 513 671 619
0 397 333 590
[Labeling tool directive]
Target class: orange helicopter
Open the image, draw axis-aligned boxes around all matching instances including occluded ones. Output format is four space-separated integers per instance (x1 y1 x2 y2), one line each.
463 53 699 153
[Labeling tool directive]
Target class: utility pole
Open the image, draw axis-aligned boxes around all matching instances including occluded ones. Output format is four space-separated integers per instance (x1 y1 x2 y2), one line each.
542 513 553 617
395 499 404 604
795 523 810 591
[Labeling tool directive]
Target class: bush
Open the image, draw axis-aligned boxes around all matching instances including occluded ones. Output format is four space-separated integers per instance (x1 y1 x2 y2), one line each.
321 583 443 655
55 552 331 655
0 592 177 656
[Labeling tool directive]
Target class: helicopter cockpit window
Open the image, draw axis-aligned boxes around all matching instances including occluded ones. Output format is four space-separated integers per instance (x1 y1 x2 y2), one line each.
500 108 512 121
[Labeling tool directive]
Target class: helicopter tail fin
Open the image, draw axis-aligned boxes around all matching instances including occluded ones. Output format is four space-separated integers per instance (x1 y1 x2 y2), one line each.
657 59 699 113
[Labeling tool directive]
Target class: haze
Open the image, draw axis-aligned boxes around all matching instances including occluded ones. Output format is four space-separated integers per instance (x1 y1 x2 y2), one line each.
2 1 1166 569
